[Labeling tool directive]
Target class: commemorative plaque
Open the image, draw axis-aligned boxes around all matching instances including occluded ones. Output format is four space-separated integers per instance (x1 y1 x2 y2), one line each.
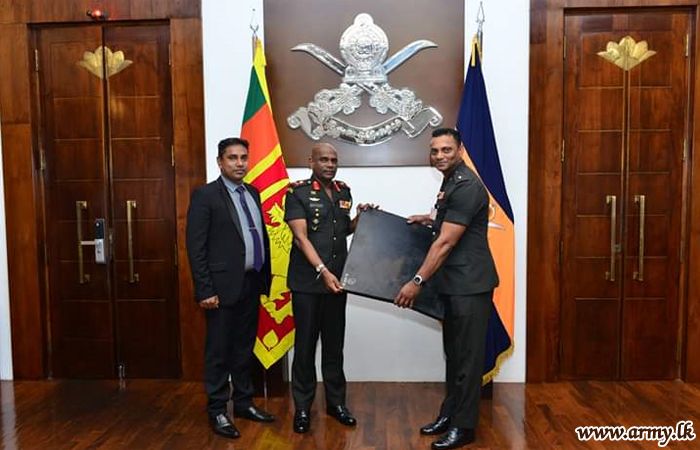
341 209 444 320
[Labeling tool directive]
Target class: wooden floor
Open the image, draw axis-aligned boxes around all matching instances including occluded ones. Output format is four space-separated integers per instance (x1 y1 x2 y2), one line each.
1 380 699 449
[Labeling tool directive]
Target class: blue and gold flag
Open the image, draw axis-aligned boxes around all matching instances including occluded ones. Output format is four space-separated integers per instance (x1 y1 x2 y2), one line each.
457 37 515 384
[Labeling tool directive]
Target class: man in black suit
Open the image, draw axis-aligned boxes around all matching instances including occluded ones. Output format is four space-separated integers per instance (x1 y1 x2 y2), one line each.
186 137 276 439
395 128 499 450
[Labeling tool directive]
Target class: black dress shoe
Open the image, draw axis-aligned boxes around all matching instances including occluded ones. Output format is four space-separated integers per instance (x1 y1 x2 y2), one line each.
326 405 357 426
233 404 275 422
293 410 311 434
420 416 451 435
209 413 241 439
431 427 475 450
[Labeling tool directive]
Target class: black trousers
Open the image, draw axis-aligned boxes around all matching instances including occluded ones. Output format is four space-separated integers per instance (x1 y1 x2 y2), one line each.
204 272 260 417
438 291 492 428
291 291 347 411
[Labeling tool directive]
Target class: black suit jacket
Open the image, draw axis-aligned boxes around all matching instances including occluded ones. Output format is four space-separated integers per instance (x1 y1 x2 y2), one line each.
186 177 271 306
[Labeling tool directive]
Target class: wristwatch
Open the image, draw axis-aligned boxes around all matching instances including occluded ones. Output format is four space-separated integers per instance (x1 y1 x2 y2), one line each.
315 263 326 273
412 274 425 287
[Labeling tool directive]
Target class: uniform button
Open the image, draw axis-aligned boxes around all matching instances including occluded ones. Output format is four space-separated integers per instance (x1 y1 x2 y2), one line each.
333 237 337 240
332 254 336 258
333 220 337 224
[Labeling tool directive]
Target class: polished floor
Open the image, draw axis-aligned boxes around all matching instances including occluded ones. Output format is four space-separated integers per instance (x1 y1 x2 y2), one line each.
1 380 699 449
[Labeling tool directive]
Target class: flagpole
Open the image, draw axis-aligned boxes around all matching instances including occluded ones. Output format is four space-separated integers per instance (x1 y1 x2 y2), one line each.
250 8 259 62
248 7 270 399
475 0 485 65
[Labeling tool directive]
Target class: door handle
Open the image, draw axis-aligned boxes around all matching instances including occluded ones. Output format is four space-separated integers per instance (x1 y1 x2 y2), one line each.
126 200 139 283
605 195 617 281
76 201 90 283
633 194 645 281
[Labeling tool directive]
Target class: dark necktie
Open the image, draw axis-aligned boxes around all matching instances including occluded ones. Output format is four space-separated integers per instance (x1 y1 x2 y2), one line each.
235 185 263 271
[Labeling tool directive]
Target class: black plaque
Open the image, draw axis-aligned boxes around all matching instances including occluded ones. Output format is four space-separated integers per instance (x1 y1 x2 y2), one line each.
341 209 444 320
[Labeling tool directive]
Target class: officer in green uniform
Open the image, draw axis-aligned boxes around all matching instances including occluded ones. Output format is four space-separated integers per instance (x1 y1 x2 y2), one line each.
395 128 498 450
284 142 375 434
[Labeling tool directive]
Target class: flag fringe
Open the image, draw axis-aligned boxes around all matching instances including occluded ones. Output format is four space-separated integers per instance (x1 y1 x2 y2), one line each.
481 343 514 385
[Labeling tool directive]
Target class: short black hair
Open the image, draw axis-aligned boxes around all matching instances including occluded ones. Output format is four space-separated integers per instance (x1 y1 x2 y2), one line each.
431 127 462 146
217 137 249 158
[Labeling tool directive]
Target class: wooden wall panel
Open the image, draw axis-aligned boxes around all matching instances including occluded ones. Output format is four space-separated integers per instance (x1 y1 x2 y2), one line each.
685 9 700 383
0 25 30 123
0 22 43 379
0 0 199 24
171 18 206 381
527 0 564 382
528 0 700 382
0 1 28 25
1 123 43 379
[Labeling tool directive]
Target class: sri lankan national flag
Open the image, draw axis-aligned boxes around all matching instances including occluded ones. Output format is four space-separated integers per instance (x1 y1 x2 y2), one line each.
242 38 294 369
457 37 515 384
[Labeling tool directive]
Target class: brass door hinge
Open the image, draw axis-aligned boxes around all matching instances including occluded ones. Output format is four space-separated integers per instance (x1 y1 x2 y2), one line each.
39 148 46 171
563 35 567 60
561 139 566 162
171 144 175 167
168 44 172 66
34 48 39 72
683 138 688 162
686 34 690 58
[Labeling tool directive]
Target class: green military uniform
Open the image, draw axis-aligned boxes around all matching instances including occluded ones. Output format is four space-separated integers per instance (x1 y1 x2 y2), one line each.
284 177 353 412
432 160 498 429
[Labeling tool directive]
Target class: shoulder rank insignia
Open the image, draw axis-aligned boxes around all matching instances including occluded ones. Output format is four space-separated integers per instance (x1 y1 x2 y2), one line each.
289 179 310 193
437 191 445 201
291 179 311 187
335 180 350 191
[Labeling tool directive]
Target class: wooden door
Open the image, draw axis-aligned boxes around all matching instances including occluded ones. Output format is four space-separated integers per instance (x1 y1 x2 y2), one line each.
38 23 180 379
105 24 179 379
561 11 689 380
39 25 113 378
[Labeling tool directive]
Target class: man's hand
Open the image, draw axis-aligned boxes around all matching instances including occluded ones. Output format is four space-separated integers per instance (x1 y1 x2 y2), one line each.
407 214 433 227
199 295 219 310
351 203 380 232
356 203 379 214
394 281 421 309
322 270 344 294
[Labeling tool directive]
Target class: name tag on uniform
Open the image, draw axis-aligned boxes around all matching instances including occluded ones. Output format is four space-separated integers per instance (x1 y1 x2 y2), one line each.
309 203 324 208
309 197 320 201
338 200 352 210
